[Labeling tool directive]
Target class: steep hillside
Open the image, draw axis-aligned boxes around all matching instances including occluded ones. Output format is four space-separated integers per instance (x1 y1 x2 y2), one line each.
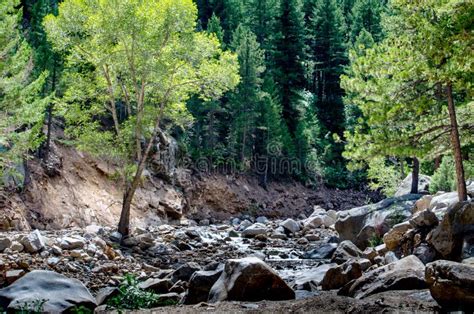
0 140 374 232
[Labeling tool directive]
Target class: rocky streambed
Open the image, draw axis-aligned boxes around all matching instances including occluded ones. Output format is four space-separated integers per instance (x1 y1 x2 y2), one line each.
0 192 472 313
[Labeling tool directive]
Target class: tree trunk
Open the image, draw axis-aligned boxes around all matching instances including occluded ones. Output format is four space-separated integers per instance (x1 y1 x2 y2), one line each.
44 58 57 162
22 157 31 191
117 110 163 236
410 157 419 194
434 156 441 170
446 83 467 201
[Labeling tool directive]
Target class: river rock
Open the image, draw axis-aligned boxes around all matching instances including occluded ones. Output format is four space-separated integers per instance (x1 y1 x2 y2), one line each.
138 278 172 294
280 219 300 234
339 255 426 299
428 201 474 259
415 195 432 213
0 238 11 252
429 191 459 211
294 263 336 291
335 194 421 249
241 223 268 238
413 243 437 264
303 243 338 259
21 230 45 253
60 236 86 250
331 240 364 264
383 221 412 251
410 210 438 228
425 260 474 310
0 270 96 312
394 173 431 197
321 259 369 290
208 257 295 302
183 267 224 304
171 262 201 283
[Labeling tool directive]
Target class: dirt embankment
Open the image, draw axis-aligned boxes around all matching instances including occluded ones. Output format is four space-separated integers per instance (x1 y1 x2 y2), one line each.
1 141 375 231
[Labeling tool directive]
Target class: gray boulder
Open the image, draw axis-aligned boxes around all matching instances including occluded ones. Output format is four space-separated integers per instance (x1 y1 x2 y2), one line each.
321 259 370 290
335 194 421 249
171 262 201 283
428 201 474 260
303 243 338 259
0 270 96 312
208 257 295 302
339 255 426 299
409 209 439 228
294 263 336 291
280 219 300 234
241 223 268 238
0 237 11 252
331 240 364 264
394 173 431 197
183 266 224 304
138 278 172 294
21 230 45 253
425 260 474 310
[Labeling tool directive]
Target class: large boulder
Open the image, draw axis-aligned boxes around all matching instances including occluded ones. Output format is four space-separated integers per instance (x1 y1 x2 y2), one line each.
321 259 370 290
335 194 421 249
409 209 439 228
428 201 474 260
183 267 223 304
171 262 202 283
394 173 431 197
383 221 412 251
331 240 364 264
339 255 426 299
208 257 295 302
280 219 300 234
425 260 474 310
0 270 96 312
241 223 268 238
21 230 45 253
303 243 338 259
294 263 336 291
429 192 460 211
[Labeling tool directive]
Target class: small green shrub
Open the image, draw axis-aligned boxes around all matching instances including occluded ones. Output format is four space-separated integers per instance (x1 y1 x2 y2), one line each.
367 157 403 197
429 156 456 193
106 274 177 311
368 234 383 247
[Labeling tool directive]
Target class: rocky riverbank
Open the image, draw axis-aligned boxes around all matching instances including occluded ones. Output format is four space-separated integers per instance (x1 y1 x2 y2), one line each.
0 187 472 312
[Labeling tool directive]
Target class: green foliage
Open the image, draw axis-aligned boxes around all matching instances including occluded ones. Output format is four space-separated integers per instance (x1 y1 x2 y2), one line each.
0 0 50 185
44 0 240 179
367 157 403 197
107 274 177 310
368 234 383 248
430 156 456 193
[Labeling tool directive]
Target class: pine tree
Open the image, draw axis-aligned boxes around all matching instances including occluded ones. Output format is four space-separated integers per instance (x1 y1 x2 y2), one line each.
228 25 266 165
0 0 49 186
307 0 346 136
207 13 224 44
243 0 279 55
22 0 62 161
273 0 307 136
349 0 385 44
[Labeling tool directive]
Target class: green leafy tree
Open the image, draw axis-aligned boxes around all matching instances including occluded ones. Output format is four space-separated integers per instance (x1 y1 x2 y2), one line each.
44 0 240 236
0 0 49 186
